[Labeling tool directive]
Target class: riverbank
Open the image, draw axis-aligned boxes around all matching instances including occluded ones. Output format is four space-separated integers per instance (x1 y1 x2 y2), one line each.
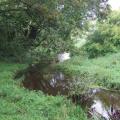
0 62 87 120
56 53 120 90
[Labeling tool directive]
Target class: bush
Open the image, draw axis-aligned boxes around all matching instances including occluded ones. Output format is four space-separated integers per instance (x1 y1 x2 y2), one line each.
85 41 117 58
84 11 120 58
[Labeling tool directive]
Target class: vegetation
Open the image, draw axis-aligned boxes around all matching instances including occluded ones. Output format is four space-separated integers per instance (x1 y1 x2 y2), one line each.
0 62 87 120
56 53 120 90
0 0 109 62
84 11 120 58
0 0 120 119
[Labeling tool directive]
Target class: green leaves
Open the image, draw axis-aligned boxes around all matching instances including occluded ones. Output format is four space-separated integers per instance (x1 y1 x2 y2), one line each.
0 0 109 62
0 62 87 120
84 11 120 58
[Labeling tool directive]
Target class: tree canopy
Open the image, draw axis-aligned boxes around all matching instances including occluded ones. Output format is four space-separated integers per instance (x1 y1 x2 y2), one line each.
0 0 110 62
84 11 120 58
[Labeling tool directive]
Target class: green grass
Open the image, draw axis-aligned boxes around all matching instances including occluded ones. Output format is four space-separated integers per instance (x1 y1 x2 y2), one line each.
0 62 87 120
56 53 120 90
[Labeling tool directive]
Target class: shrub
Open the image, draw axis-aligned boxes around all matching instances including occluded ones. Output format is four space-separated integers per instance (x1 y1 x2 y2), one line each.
84 24 120 58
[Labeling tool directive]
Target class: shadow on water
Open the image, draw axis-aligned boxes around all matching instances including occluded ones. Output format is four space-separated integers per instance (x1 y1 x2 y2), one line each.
19 63 71 96
86 89 120 119
15 63 120 120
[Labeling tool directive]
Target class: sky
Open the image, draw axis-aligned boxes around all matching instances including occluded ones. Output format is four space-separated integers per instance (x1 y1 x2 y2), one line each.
108 0 120 10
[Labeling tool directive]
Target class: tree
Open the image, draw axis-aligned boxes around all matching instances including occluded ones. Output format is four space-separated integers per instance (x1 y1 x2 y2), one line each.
0 0 110 62
84 11 120 58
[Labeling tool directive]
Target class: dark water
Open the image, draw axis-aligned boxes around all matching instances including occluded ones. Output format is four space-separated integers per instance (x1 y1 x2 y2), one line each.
19 65 120 119
23 70 70 95
86 89 120 119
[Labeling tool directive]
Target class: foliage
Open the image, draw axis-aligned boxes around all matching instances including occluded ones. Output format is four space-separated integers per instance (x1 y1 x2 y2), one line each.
84 11 120 58
0 62 88 120
56 53 120 90
107 11 120 25
0 0 110 62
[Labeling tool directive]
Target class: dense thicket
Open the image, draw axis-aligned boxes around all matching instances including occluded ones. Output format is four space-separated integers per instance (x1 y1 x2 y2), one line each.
0 0 110 62
84 11 120 58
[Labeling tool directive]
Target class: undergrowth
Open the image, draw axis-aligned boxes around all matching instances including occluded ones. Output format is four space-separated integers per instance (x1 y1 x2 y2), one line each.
0 62 87 120
56 53 120 90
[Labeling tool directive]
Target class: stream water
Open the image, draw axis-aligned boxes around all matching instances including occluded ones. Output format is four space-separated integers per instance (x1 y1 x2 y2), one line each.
20 65 120 120
85 89 120 119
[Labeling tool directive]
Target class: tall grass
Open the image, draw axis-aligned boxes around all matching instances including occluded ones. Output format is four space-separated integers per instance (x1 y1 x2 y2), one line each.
56 53 120 90
0 62 87 120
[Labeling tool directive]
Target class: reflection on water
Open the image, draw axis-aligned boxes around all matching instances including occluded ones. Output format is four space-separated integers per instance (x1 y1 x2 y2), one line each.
88 89 120 120
50 72 65 87
20 64 120 119
91 100 109 119
23 70 70 95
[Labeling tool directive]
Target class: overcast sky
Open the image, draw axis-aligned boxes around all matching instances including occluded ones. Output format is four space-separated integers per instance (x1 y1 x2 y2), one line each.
108 0 120 10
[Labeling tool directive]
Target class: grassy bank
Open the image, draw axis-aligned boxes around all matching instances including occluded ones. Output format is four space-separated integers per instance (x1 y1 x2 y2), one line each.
56 53 120 90
0 62 87 120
